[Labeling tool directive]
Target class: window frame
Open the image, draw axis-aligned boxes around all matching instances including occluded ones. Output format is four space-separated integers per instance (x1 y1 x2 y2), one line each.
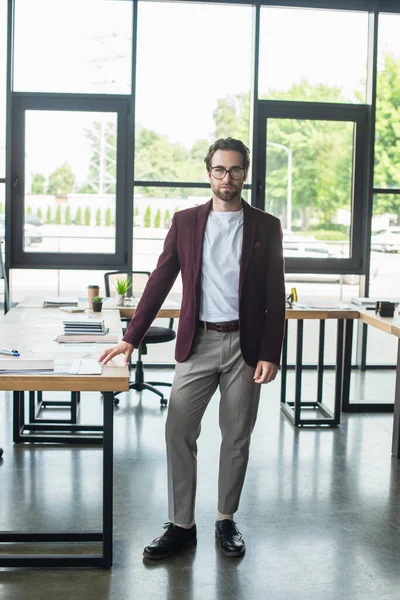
10 93 132 269
254 99 369 276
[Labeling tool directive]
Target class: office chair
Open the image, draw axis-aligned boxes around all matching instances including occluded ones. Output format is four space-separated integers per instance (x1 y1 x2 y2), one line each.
104 271 176 407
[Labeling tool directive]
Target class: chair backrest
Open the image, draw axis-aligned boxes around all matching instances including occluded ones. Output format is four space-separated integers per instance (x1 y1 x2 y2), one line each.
104 270 174 330
104 271 150 299
0 240 10 314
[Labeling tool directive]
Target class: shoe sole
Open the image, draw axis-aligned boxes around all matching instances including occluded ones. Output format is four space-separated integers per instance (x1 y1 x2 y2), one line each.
215 532 246 557
143 538 197 560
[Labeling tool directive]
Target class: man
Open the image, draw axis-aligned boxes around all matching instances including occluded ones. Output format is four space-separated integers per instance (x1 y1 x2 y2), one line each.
100 137 286 560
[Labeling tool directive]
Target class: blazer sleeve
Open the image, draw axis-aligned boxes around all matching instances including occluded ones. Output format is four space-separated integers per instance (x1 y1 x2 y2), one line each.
122 214 180 348
259 218 286 366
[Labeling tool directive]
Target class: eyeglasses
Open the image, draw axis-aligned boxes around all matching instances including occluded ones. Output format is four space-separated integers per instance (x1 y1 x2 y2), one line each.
210 166 245 181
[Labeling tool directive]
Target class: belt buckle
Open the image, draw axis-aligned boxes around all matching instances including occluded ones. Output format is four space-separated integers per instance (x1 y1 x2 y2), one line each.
216 323 222 333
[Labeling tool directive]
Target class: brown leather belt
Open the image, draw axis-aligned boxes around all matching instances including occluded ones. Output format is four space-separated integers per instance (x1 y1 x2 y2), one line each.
198 320 239 333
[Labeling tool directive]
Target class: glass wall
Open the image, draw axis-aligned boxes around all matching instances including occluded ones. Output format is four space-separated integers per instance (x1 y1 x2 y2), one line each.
0 0 6 179
135 1 253 184
375 13 400 190
23 110 118 254
258 7 369 103
13 0 132 94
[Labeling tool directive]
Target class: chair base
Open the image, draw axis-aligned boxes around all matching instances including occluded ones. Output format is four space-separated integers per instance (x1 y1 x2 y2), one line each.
113 381 172 407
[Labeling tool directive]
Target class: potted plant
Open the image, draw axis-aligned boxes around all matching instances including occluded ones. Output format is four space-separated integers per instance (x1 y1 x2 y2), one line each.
114 276 132 306
92 296 103 312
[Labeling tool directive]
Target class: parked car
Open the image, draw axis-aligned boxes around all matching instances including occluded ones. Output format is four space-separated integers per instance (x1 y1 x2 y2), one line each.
25 215 44 227
371 227 400 253
283 237 359 284
0 215 43 246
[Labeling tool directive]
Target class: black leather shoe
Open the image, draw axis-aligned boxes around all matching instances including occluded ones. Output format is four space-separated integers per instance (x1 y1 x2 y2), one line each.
215 520 245 557
143 522 197 560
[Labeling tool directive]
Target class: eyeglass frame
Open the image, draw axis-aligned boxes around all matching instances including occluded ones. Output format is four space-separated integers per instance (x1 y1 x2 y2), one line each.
209 166 246 181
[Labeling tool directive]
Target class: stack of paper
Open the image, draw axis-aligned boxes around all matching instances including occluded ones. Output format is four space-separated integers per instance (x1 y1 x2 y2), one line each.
44 297 78 308
63 319 109 335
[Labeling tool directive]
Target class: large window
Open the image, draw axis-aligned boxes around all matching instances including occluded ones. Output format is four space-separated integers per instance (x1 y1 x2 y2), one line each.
135 1 253 184
258 7 369 104
0 0 6 179
13 0 132 94
23 110 118 254
11 96 130 268
374 13 400 190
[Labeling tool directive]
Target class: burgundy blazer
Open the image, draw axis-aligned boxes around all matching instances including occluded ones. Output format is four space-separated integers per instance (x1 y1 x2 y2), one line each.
123 199 286 368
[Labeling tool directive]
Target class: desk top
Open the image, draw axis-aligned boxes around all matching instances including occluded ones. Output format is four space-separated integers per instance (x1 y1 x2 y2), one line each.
0 306 129 392
358 308 400 339
10 297 400 341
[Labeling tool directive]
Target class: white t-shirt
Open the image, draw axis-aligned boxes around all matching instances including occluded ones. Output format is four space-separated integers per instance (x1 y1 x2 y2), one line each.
199 209 243 322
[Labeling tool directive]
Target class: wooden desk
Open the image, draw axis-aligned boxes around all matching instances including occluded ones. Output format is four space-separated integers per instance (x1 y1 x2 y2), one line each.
16 294 183 319
0 305 129 568
12 297 400 456
280 309 358 427
357 309 400 457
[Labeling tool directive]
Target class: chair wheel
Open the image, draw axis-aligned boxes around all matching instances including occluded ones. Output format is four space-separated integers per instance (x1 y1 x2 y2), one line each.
113 398 120 406
160 399 168 407
0 447 3 458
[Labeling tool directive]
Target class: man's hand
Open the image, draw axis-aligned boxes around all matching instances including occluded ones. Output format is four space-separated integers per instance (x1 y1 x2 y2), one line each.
253 361 278 384
99 341 134 366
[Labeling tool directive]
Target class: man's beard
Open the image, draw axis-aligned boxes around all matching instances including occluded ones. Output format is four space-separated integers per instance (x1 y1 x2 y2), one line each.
212 185 241 203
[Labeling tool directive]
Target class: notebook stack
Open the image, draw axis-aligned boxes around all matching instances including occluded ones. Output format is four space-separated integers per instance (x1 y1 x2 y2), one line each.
44 297 79 308
63 318 109 336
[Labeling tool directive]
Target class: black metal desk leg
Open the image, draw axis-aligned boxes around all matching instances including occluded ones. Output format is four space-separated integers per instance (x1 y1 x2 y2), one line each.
333 320 344 425
341 319 354 413
280 321 288 405
294 320 304 425
392 339 400 458
13 391 24 443
102 392 114 568
317 320 325 404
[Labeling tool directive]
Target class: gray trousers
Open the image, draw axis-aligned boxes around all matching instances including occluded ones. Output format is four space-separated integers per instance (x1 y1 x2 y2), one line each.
165 327 261 523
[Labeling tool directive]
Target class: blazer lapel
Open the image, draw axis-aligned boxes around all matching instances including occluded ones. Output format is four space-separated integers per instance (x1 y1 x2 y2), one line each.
239 200 256 295
192 199 212 284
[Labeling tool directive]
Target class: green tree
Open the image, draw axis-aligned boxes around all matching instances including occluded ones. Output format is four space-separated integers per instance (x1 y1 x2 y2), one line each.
75 207 82 225
135 127 193 197
144 205 152 227
46 205 52 224
164 209 171 228
211 84 353 230
105 208 112 226
154 208 161 228
212 93 251 146
31 173 46 194
26 206 32 216
55 204 62 224
64 206 72 225
37 207 43 220
84 207 91 226
373 53 400 220
95 207 101 226
0 202 3 214
47 162 75 196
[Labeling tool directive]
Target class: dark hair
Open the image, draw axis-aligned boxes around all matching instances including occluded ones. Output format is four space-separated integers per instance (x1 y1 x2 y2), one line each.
204 138 250 177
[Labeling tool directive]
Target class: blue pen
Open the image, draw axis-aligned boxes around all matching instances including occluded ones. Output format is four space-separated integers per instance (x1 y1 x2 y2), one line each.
0 348 20 357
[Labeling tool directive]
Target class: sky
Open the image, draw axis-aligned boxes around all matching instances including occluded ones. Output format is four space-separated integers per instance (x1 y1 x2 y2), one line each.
1 1 400 183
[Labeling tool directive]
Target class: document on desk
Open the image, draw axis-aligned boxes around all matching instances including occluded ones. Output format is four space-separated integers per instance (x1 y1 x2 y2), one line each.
0 359 55 373
54 359 103 375
0 359 102 375
56 334 119 344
